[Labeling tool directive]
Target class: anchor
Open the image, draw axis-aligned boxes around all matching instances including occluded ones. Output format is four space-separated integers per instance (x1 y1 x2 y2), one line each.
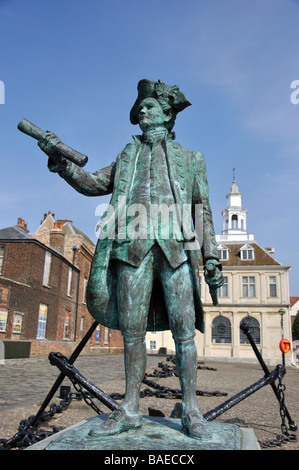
1 320 297 450
37 320 297 432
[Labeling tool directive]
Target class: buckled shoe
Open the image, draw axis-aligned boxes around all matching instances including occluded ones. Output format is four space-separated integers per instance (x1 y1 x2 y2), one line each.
88 407 143 437
181 410 212 440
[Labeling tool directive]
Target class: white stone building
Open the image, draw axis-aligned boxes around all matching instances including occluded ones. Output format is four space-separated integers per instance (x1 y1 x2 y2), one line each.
290 297 299 332
146 180 292 365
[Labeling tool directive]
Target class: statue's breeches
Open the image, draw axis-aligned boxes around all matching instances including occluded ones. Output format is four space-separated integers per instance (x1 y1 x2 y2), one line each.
115 244 196 341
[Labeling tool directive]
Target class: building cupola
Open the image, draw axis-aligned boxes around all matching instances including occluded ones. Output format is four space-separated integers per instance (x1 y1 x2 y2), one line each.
217 174 254 242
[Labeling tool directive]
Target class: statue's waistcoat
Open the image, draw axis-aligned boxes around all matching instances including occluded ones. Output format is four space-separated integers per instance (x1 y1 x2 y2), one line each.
110 137 188 268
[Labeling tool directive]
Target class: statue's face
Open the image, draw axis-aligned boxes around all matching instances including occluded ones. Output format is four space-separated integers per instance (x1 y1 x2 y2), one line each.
138 98 170 131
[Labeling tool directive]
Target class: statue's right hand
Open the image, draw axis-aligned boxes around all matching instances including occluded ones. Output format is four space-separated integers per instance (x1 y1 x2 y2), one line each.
38 131 61 159
38 131 67 173
38 131 68 173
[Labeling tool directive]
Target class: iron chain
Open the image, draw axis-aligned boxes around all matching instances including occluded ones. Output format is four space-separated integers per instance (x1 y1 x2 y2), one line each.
278 372 289 436
70 378 103 415
258 371 297 448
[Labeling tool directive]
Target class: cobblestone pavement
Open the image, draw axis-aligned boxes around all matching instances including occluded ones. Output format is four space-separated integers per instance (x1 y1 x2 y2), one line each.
0 353 298 450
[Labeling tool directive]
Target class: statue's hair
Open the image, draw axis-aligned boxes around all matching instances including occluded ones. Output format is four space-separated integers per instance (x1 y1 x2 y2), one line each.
154 81 179 131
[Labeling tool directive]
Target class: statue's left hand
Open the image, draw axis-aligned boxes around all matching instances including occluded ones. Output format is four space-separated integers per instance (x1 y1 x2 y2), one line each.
204 259 223 289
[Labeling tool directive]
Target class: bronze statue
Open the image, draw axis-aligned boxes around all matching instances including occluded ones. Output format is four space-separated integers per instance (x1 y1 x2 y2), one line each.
19 79 223 440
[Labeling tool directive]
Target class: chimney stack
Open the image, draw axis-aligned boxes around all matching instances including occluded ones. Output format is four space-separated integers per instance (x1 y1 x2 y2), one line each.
49 221 65 255
17 218 29 233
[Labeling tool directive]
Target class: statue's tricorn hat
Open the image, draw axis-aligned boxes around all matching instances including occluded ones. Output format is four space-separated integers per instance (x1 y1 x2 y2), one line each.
130 79 192 125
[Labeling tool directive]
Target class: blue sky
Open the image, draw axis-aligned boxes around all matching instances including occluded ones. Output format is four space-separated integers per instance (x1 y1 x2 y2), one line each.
0 0 299 294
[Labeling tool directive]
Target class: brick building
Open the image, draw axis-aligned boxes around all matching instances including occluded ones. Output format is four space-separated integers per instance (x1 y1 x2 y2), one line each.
290 297 299 331
0 214 123 357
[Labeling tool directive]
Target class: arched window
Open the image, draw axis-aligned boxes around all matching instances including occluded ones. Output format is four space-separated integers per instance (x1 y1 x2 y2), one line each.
212 316 232 344
232 214 238 229
240 316 260 344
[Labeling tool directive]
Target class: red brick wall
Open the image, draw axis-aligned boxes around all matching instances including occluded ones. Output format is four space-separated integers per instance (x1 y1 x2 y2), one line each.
30 339 76 357
0 241 79 345
0 239 123 356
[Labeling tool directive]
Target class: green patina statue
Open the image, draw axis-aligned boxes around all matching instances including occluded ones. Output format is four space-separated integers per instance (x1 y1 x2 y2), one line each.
31 79 223 440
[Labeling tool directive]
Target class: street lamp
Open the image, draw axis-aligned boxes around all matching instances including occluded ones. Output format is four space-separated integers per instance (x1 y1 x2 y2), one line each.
279 309 286 366
279 309 285 337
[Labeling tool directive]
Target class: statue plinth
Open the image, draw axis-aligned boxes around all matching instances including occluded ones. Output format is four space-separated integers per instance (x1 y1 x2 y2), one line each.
26 415 260 451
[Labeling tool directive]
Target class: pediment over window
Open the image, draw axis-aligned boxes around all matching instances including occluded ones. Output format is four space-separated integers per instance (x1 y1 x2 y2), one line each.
239 244 255 260
217 243 229 261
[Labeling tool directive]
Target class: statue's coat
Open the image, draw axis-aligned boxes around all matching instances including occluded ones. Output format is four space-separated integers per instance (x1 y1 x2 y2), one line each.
60 136 218 334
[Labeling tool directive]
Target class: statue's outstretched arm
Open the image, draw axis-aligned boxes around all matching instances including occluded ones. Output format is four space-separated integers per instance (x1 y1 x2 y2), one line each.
39 131 115 197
